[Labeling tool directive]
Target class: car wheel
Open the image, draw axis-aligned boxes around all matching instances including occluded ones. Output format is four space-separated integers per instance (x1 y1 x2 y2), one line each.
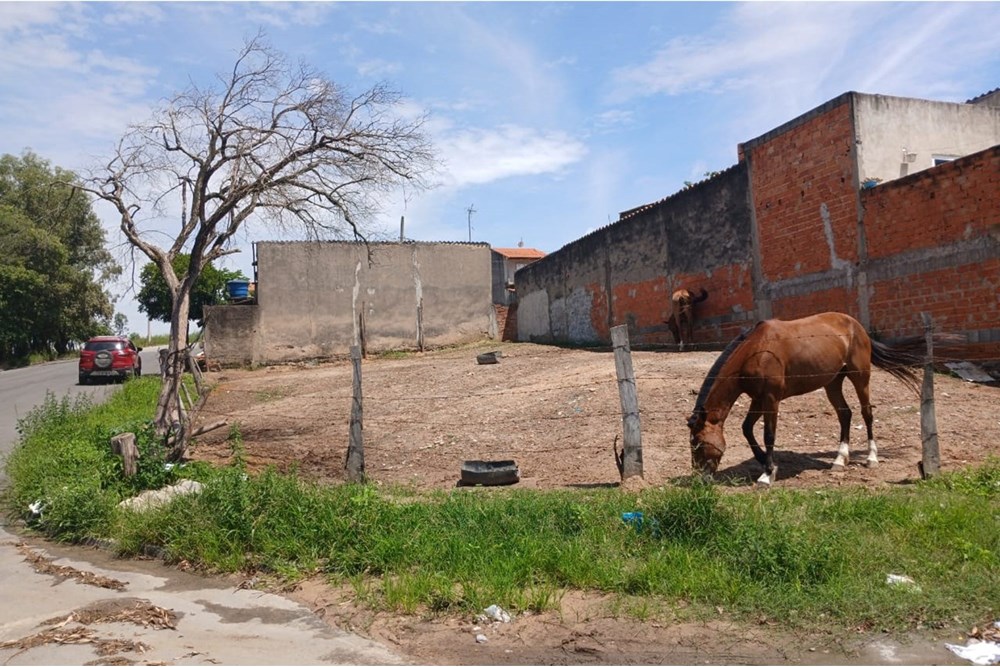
79 373 88 385
135 361 141 377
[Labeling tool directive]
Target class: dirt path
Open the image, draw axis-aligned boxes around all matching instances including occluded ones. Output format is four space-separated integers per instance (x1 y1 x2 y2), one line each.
190 341 997 665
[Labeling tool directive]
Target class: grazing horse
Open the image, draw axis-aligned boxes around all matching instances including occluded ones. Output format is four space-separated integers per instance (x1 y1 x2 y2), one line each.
667 287 708 351
687 312 928 485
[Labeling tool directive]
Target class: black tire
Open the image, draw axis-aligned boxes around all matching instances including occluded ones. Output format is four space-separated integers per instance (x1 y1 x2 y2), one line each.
78 373 88 385
459 460 519 486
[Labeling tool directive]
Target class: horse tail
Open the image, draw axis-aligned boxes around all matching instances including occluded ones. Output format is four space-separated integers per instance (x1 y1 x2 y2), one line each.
693 288 709 304
869 332 967 395
869 337 924 395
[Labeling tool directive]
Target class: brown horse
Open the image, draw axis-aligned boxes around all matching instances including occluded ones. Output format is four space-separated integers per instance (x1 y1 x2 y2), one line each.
668 287 708 351
687 312 928 485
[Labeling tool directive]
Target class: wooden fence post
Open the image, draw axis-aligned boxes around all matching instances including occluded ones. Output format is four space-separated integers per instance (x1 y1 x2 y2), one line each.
918 312 940 479
345 345 366 482
417 297 425 352
111 433 139 477
611 325 643 480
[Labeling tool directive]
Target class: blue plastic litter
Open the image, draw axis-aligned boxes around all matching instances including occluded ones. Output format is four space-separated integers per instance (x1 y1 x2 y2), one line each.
621 511 661 536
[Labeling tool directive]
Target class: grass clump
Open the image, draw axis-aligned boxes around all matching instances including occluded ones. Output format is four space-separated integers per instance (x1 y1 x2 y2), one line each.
4 389 998 636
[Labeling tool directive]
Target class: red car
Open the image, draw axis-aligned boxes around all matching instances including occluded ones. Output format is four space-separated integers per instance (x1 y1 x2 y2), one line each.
78 336 143 384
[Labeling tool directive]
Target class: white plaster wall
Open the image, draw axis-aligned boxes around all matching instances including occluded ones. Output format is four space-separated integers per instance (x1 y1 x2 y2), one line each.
855 94 1000 185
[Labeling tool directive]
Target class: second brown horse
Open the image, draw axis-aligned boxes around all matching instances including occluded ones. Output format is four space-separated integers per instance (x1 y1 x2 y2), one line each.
687 312 931 485
668 287 708 351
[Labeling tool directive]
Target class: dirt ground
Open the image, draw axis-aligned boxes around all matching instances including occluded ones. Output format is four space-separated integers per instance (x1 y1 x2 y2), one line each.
189 340 1000 665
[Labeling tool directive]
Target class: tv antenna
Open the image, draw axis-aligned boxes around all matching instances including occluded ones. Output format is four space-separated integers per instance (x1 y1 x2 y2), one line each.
466 204 477 242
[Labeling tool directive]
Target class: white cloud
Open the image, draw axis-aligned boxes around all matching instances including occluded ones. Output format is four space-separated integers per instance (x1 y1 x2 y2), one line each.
242 2 336 30
434 125 587 188
609 3 867 102
610 3 1000 107
101 3 165 27
593 109 634 132
357 58 401 79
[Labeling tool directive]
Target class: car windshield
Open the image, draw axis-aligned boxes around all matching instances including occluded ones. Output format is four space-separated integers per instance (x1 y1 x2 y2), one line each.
84 341 123 352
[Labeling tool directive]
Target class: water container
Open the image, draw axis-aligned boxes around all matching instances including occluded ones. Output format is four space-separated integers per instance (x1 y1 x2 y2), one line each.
226 280 250 299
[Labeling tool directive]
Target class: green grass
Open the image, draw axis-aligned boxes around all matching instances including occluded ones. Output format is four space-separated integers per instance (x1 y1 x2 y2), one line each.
3 382 998 636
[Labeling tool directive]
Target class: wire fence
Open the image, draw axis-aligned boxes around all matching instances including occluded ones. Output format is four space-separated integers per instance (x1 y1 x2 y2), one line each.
183 323 1000 483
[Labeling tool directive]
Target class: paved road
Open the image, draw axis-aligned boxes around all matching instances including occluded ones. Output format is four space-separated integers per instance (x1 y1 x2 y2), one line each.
0 352 157 460
0 353 407 665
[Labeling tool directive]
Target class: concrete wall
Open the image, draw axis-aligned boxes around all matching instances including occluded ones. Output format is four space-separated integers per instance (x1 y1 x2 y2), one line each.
491 252 514 305
203 304 259 367
517 163 754 347
854 93 1000 185
208 241 494 365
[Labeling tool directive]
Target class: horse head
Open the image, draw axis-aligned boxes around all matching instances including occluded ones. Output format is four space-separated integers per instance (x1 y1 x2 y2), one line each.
687 410 725 474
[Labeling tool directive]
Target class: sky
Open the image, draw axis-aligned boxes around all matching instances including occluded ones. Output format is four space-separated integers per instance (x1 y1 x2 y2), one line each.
2 1 999 335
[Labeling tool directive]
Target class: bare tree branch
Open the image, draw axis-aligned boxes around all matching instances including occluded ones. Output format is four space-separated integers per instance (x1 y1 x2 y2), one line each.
74 33 436 455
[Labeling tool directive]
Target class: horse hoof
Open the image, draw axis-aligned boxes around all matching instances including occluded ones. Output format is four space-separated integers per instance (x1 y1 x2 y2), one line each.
831 462 846 472
755 471 772 487
865 459 879 469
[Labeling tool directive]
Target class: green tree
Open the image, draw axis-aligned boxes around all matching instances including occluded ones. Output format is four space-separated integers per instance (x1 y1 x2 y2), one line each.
137 255 246 327
113 313 128 336
0 152 118 363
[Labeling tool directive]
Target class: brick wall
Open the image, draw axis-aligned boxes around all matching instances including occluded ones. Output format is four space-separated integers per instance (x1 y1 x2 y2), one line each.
516 163 754 348
516 91 998 359
748 100 860 284
494 303 520 342
862 146 1000 349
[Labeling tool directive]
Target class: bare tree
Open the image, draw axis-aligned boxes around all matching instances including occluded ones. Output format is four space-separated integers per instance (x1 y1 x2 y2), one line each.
78 35 435 459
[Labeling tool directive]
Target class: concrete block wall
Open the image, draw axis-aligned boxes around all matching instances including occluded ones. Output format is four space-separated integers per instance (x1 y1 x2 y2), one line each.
208 241 495 365
203 304 258 367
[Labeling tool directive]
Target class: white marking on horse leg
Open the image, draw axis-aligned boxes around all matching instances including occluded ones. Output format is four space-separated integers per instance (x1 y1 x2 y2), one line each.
756 471 771 486
865 439 879 467
832 441 850 469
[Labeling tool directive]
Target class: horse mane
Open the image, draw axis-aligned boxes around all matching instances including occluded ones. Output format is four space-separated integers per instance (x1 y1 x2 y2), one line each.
691 324 756 418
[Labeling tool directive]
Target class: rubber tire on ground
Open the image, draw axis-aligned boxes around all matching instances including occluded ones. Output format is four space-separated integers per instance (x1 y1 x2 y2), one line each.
459 460 519 486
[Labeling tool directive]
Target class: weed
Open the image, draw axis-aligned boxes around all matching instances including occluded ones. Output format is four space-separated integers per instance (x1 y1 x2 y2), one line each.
4 386 999 636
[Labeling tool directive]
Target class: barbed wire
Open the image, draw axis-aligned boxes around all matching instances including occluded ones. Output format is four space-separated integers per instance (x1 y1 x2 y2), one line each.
186 333 996 455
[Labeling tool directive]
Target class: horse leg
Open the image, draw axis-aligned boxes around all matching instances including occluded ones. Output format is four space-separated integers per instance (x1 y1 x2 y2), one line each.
824 377 853 471
759 400 779 485
849 372 878 467
741 399 768 467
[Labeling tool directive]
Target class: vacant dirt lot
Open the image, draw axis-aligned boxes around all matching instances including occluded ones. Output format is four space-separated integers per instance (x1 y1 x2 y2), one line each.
189 340 998 665
192 340 999 492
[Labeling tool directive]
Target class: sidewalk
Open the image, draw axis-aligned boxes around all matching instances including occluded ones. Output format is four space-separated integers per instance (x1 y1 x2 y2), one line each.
0 524 407 665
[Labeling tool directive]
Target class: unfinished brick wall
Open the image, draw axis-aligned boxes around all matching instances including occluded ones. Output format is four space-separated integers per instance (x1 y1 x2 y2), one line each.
745 95 862 319
517 91 997 358
862 146 1000 350
516 164 754 348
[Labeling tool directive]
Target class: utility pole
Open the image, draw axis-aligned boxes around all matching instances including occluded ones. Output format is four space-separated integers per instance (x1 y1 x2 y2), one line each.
466 204 477 242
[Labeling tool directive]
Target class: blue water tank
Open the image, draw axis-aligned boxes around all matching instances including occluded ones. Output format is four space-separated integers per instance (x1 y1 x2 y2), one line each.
226 280 250 299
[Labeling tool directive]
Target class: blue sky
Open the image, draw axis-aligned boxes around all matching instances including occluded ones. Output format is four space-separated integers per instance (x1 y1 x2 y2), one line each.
2 2 999 335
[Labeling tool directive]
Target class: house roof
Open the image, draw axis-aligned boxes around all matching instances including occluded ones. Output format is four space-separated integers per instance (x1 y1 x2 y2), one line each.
492 247 546 260
966 87 1000 105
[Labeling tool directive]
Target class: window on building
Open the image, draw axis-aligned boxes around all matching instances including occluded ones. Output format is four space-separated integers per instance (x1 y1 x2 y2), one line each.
932 155 958 166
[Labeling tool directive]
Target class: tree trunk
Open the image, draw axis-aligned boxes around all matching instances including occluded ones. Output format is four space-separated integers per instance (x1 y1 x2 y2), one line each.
158 289 192 460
